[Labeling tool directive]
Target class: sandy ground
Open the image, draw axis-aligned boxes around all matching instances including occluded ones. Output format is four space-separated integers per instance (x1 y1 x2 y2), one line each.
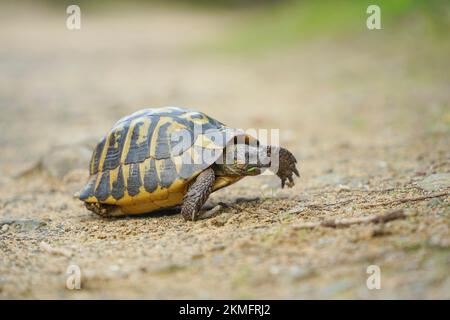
0 4 449 299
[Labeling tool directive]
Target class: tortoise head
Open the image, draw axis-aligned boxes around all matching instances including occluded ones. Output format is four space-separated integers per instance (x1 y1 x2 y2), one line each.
213 143 271 176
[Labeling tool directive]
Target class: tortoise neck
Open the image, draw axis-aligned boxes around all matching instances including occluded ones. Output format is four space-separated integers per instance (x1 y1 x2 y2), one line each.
211 163 239 176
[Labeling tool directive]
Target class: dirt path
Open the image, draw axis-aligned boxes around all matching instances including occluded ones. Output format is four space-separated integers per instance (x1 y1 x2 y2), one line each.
0 4 449 299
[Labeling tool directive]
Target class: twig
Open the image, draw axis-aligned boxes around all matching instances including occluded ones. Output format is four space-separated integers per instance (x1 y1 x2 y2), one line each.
288 199 353 214
39 241 72 257
308 199 352 210
361 191 449 209
292 208 408 230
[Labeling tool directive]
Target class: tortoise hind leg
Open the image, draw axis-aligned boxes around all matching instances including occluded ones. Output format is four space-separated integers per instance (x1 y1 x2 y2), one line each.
181 168 215 221
85 202 120 217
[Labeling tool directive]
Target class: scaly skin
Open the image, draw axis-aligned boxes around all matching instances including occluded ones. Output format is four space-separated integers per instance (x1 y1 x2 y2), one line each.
181 168 215 221
181 145 299 221
273 146 300 188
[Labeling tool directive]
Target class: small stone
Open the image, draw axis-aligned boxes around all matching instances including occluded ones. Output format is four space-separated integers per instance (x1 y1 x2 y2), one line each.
210 243 226 251
109 265 120 272
417 173 450 191
348 176 370 188
1 224 9 232
287 204 306 215
337 184 351 192
39 241 72 257
191 253 204 260
211 212 233 227
289 266 312 280
414 165 429 176
429 235 450 248
314 237 336 248
0 219 46 232
370 225 390 237
377 161 388 169
235 196 260 204
270 265 281 275
151 262 184 274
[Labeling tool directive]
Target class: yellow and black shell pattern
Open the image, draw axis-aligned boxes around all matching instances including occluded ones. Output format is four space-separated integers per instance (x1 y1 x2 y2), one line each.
79 107 246 215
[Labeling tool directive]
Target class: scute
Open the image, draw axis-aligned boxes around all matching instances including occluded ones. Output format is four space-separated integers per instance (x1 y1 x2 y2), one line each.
127 163 142 196
90 137 105 175
105 123 129 170
125 120 152 164
111 166 125 200
159 158 178 189
143 158 158 193
154 122 172 159
95 171 110 201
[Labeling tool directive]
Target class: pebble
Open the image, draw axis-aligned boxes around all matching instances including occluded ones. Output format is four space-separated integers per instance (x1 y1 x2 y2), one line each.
235 196 260 204
191 253 204 260
416 173 450 192
348 176 370 188
150 262 184 274
1 224 9 232
287 204 306 215
289 266 313 280
210 243 226 251
0 219 46 232
337 184 351 192
429 235 450 248
314 237 336 248
211 212 233 227
109 265 120 272
39 241 72 257
269 265 281 275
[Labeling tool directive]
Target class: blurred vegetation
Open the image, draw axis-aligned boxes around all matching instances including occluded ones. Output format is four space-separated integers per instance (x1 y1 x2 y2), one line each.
209 0 450 53
44 0 449 53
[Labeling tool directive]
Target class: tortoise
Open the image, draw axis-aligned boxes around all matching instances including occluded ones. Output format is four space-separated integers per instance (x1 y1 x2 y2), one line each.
79 107 299 221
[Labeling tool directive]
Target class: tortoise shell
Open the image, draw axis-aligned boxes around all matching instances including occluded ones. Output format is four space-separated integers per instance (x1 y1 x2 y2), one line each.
79 107 252 214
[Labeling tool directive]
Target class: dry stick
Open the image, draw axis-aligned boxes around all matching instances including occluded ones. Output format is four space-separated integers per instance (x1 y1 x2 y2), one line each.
303 178 433 194
306 199 352 210
292 192 449 230
360 191 449 209
292 208 407 230
291 191 449 214
287 199 353 215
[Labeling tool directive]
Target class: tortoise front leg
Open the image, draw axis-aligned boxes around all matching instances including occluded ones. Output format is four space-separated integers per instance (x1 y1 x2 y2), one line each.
268 146 299 188
181 168 215 221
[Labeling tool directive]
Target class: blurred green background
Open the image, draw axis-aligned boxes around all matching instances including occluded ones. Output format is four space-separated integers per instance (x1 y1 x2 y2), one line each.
42 0 449 53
